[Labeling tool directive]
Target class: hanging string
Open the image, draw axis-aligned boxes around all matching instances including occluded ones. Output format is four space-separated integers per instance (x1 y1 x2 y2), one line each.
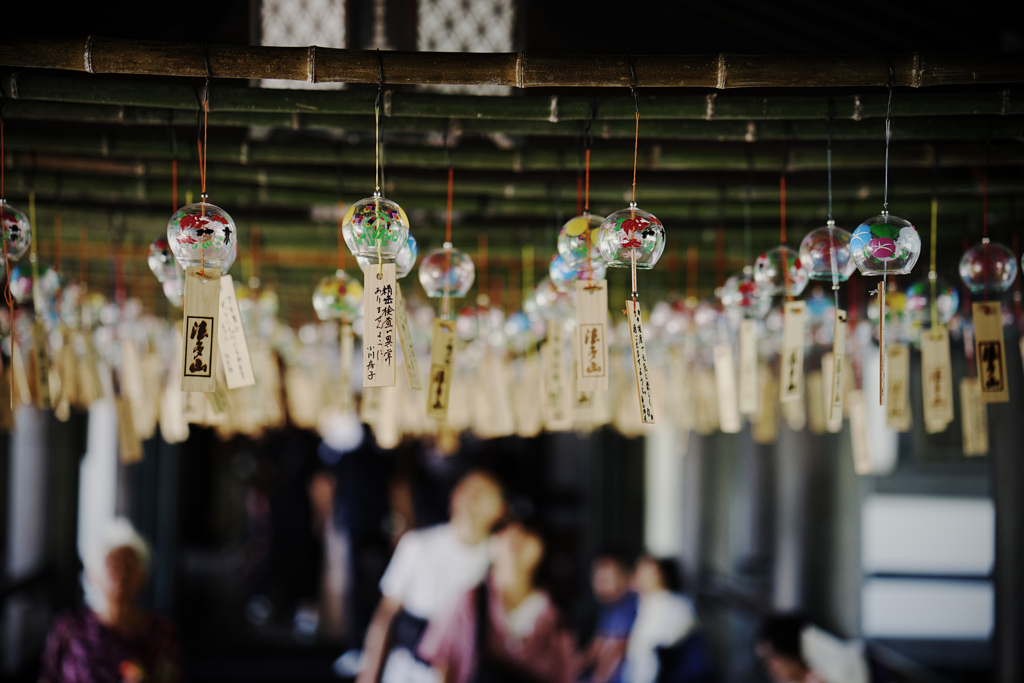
982 137 991 300
883 59 893 212
686 244 698 304
628 57 640 302
584 99 596 284
780 173 793 301
743 148 753 270
337 201 346 274
442 127 454 319
825 100 841 310
374 50 385 274
0 95 13 358
54 176 62 274
929 198 940 335
196 44 211 277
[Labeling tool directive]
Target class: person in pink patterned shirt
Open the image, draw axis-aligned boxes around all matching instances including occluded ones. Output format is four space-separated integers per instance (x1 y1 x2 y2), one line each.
418 522 576 683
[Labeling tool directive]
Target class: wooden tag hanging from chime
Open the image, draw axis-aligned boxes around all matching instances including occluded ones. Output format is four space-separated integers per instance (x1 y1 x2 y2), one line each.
821 353 843 434
395 283 422 391
972 301 1008 403
625 299 655 424
426 318 456 420
575 280 609 392
920 328 954 433
363 263 398 388
829 310 847 422
885 344 912 432
738 319 758 415
181 266 221 393
779 300 806 403
713 344 741 433
217 275 256 390
960 377 989 456
542 320 573 431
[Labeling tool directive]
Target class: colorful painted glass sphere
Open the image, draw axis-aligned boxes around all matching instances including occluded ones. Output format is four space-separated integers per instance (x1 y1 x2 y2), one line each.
799 223 856 282
357 234 418 279
312 270 363 321
147 237 178 283
958 240 1018 295
850 212 921 276
597 203 666 269
418 246 475 298
167 201 236 269
341 193 410 262
754 246 809 297
719 272 771 319
0 200 32 263
905 277 959 327
557 213 604 268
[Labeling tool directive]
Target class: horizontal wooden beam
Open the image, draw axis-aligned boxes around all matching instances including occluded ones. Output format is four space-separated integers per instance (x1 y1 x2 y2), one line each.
2 39 1024 88
3 71 1019 120
4 99 1024 142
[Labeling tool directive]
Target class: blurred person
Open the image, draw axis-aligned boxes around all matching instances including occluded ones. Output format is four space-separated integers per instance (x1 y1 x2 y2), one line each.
418 522 576 683
755 615 868 683
40 518 180 683
579 552 639 683
356 470 507 683
624 557 698 683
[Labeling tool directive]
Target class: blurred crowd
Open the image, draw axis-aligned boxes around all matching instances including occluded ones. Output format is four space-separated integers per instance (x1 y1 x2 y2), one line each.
38 455 869 683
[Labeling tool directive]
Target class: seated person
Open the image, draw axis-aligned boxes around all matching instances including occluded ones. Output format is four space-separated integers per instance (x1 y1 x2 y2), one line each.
40 518 180 683
580 551 639 683
357 470 506 683
755 614 868 683
418 522 575 683
625 556 697 683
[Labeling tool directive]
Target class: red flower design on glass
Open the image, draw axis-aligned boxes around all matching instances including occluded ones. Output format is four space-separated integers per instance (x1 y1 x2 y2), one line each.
620 216 649 250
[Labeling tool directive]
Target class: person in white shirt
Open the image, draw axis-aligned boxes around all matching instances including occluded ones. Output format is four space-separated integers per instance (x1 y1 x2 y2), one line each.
755 614 868 683
356 470 507 683
625 556 697 683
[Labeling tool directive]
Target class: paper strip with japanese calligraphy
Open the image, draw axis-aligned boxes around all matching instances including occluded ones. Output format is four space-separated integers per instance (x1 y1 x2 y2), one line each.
972 301 1009 403
395 283 423 391
829 310 847 422
821 353 843 433
847 389 873 475
218 275 256 390
363 263 398 388
426 318 457 420
885 344 912 432
543 320 573 431
181 266 221 393
806 371 826 435
713 344 741 433
920 327 954 433
625 299 655 424
575 280 609 392
779 301 806 404
960 377 990 456
738 319 758 415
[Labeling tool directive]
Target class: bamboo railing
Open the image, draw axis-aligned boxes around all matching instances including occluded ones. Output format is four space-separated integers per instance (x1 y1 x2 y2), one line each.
3 38 1024 88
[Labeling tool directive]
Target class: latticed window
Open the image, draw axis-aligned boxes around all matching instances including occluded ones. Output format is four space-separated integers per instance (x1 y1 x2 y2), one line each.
418 0 516 94
261 0 346 89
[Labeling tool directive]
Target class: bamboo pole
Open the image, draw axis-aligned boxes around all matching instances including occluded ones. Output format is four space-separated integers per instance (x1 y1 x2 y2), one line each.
2 38 1024 88
4 130 1023 171
4 99 1023 142
2 70 1019 120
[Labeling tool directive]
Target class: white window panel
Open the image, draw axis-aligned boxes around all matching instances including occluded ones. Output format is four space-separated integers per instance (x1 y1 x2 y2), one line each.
862 495 994 576
862 578 993 639
261 0 346 89
418 0 515 95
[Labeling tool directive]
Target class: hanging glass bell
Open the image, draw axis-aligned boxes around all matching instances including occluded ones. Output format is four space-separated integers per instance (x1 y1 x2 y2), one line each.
341 193 410 262
799 222 856 282
557 213 604 268
905 277 959 327
958 240 1018 295
850 212 921 276
0 200 32 263
418 245 475 298
148 237 178 283
597 203 666 269
754 246 809 297
312 270 364 321
167 200 237 269
719 272 771 319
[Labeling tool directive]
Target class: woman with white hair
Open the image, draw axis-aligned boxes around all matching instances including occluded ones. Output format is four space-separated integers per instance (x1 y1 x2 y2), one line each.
40 518 181 683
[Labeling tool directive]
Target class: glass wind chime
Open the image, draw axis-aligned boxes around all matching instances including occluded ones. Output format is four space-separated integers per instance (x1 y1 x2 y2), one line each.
166 61 240 393
596 61 666 422
340 54 412 390
557 109 610 392
850 69 922 405
149 130 186 308
0 106 33 407
419 130 474 420
799 109 856 420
